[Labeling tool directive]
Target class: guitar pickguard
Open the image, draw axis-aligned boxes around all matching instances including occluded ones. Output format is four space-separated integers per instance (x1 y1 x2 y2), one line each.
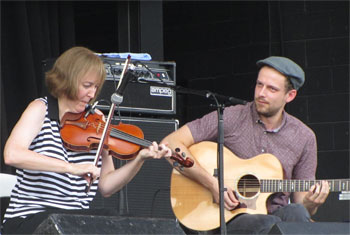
236 192 258 210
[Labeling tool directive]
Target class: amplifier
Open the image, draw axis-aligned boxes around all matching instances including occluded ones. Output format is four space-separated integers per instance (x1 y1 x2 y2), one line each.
97 58 176 115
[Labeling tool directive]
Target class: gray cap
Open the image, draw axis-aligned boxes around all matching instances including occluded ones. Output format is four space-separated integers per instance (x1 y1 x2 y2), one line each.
256 56 305 90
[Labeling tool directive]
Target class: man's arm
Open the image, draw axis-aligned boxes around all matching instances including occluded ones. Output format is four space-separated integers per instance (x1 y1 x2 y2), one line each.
162 125 214 188
161 125 239 210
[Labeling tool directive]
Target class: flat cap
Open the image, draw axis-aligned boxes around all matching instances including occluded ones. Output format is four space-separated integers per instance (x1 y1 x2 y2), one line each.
256 56 305 90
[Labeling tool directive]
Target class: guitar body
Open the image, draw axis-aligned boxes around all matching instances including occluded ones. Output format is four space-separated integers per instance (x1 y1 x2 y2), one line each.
170 141 284 231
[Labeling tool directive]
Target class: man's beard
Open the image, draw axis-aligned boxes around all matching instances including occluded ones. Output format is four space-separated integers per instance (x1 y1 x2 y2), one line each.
255 99 279 118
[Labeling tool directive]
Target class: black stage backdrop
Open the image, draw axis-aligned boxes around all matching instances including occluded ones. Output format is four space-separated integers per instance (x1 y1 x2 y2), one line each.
1 1 76 173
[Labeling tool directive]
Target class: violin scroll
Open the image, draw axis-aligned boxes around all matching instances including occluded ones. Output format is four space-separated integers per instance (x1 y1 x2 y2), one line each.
170 148 194 169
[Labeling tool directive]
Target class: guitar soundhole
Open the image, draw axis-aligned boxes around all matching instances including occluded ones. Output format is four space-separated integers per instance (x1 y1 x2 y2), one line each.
237 174 260 198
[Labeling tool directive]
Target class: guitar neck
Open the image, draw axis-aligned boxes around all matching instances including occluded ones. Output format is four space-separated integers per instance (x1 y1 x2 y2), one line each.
260 179 350 193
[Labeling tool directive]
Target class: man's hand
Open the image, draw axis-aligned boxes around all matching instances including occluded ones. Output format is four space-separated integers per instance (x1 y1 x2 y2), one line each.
211 183 240 210
303 180 330 215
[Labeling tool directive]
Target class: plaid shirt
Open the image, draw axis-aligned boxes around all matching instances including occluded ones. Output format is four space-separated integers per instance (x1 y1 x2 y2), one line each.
187 101 317 213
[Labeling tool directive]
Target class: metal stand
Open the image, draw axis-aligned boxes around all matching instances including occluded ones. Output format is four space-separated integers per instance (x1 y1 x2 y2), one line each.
207 92 227 235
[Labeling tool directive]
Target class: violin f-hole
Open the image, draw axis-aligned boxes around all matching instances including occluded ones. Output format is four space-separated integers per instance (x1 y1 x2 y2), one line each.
87 136 101 142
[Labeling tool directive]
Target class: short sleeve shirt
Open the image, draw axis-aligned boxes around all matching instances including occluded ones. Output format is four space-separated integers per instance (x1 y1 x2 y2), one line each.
187 101 317 213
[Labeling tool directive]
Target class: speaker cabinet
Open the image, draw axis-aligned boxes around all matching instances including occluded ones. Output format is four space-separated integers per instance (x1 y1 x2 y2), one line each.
90 117 178 219
268 222 350 234
98 57 176 115
34 213 185 234
312 192 350 222
97 80 176 115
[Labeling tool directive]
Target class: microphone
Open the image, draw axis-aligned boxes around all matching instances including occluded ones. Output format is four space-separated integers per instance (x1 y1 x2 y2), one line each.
206 92 247 105
228 96 247 105
111 71 137 105
84 101 99 118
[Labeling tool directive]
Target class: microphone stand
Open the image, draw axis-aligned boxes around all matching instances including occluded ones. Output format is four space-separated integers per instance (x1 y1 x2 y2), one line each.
207 92 227 235
176 86 229 234
133 79 247 234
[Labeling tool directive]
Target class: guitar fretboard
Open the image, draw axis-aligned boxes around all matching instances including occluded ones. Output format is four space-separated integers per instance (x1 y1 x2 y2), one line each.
260 179 350 193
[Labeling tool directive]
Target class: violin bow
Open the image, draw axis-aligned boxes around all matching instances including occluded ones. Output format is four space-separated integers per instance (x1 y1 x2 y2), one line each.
85 55 131 194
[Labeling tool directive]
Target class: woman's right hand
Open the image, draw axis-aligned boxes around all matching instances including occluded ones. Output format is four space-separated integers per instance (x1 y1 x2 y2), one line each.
68 163 101 183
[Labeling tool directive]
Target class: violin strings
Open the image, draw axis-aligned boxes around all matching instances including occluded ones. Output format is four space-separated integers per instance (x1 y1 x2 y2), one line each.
95 121 133 134
110 128 152 147
84 119 154 147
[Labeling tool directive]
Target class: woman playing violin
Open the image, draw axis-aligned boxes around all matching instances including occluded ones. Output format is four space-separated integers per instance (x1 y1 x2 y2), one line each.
2 46 172 234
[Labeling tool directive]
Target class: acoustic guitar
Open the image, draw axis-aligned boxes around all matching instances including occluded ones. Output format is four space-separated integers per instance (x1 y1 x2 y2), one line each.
170 141 350 231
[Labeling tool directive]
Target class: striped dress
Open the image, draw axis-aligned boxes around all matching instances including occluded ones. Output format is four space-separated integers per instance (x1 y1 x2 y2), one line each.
3 97 101 221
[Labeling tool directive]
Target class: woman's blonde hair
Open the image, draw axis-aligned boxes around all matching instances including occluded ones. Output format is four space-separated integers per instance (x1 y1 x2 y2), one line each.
45 46 106 102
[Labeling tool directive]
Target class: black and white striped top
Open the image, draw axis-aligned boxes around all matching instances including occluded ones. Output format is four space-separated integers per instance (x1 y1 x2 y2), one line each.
4 96 101 220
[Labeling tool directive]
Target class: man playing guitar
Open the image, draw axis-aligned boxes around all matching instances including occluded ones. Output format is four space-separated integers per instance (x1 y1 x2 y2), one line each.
162 56 330 234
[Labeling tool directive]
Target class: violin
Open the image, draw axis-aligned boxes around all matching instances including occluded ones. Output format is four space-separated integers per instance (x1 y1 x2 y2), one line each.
60 111 194 168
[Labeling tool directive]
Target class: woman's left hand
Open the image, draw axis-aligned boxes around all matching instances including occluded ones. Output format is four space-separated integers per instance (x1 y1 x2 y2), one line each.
138 141 172 160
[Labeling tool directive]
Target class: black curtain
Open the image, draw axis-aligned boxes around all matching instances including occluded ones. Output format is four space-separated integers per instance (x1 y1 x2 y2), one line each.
1 1 76 173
